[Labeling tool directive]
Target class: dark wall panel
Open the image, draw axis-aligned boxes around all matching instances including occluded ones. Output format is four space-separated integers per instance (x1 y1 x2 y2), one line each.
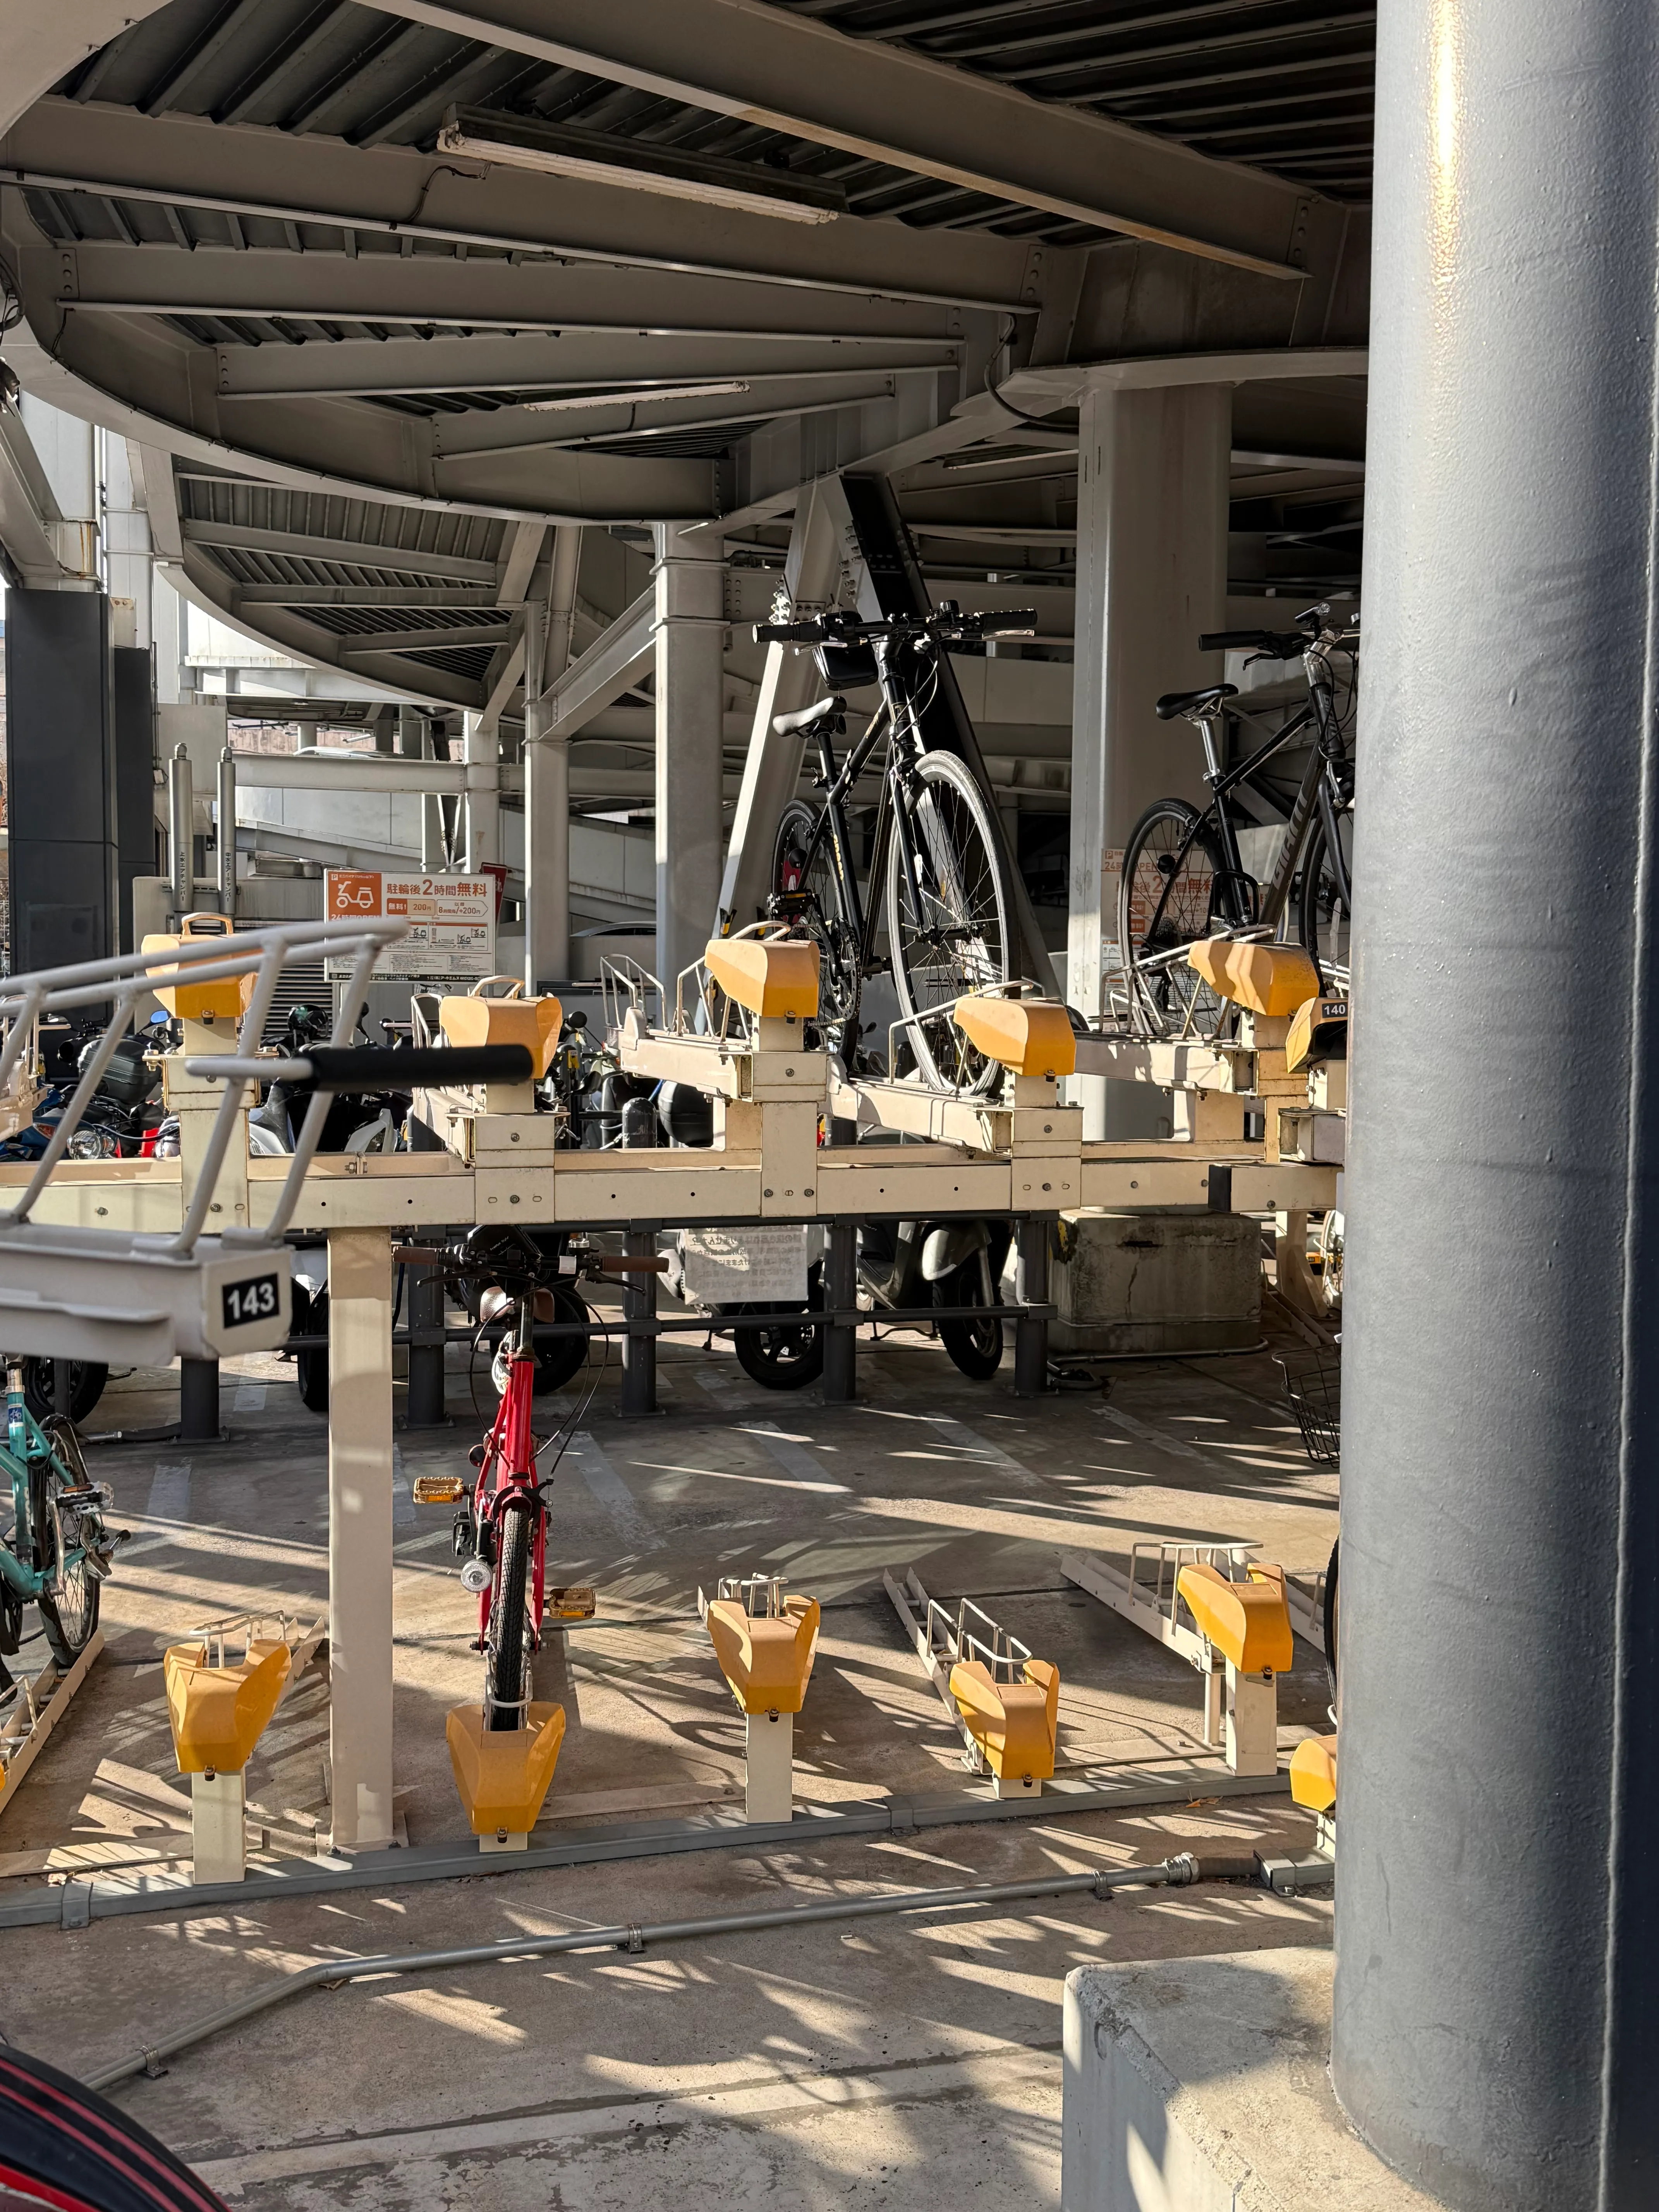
4 589 115 973
112 643 156 953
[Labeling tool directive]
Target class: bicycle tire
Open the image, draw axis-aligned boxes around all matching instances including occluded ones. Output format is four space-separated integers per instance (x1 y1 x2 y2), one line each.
1322 1535 1340 1711
22 1359 107 1425
933 1263 1003 1381
486 1503 532 1732
1118 799 1233 1039
729 1265 825 1390
883 750 1013 1092
773 800 861 1046
1299 807 1353 978
35 1419 101 1667
0 2040 230 2212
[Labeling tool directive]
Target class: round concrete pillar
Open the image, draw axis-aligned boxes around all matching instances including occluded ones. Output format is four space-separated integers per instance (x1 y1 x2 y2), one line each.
1335 3 1659 2206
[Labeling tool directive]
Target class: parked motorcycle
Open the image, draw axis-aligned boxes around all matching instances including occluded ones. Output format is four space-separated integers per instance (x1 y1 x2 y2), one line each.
249 1005 409 1155
859 1215 1013 1382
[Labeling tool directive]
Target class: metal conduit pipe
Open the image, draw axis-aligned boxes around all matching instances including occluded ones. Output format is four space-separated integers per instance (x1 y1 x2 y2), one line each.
86 1851 1243 2095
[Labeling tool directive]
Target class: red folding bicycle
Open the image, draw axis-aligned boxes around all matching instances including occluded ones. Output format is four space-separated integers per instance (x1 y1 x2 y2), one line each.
436 1248 605 1730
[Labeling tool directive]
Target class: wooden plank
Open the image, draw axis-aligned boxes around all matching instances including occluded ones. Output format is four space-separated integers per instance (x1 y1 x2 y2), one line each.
0 1628 104 1820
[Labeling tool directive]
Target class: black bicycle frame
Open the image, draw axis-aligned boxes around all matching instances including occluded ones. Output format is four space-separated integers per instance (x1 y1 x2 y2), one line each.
1139 660 1353 963
784 633 943 1021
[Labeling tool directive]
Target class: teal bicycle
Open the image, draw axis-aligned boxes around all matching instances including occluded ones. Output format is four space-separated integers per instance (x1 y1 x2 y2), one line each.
0 1363 121 1686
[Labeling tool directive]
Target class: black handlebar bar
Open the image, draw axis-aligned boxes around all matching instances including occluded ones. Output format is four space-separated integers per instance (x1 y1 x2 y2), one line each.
1198 629 1313 657
303 1045 534 1091
754 607 1037 647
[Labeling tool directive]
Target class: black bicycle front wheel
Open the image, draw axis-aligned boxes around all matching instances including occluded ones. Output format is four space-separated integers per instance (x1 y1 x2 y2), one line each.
1299 807 1353 979
883 750 1013 1092
1118 800 1233 1039
486 1504 532 1732
34 1421 100 1668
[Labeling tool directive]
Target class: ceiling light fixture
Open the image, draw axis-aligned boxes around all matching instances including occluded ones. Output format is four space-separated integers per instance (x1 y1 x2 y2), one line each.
438 108 846 225
521 381 751 414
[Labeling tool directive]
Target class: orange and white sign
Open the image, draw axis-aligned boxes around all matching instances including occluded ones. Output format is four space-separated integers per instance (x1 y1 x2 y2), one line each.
324 870 497 980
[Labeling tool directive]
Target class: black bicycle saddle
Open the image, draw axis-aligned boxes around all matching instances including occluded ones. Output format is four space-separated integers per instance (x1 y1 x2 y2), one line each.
772 695 843 735
1155 682 1238 721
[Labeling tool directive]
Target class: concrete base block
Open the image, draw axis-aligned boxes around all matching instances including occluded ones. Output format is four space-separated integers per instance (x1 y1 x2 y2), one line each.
1062 1947 1446 2211
1051 1207 1261 1357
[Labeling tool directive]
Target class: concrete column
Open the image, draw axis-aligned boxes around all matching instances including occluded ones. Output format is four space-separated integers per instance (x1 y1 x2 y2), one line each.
463 711 500 874
1067 380 1228 1137
653 524 726 987
1332 7 1659 2207
524 526 580 990
327 1228 395 1851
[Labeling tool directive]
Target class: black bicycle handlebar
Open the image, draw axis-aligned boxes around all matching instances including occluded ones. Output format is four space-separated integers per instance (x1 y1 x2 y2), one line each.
1199 628 1312 657
303 1045 534 1091
754 607 1037 647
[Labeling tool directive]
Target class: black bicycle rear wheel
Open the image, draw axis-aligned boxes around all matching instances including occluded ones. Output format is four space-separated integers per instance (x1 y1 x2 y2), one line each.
486 1504 532 1732
35 1422 100 1668
1118 800 1233 1039
773 800 860 1045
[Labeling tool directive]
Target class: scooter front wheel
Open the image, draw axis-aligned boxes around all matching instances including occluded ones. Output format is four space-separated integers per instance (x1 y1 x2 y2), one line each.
933 1263 1003 1382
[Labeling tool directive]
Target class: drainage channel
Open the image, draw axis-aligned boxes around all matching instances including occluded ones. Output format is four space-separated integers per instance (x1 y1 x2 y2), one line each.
88 1848 1325 2095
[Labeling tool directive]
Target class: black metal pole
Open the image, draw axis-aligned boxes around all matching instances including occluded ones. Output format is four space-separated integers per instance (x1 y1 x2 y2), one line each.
822 1220 857 1403
404 1250 446 1428
1334 4 1659 2203
1013 1216 1049 1398
620 1226 658 1417
178 1358 219 1442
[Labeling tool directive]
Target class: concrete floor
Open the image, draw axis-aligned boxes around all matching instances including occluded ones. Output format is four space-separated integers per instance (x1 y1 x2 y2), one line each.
0 1312 1338 2207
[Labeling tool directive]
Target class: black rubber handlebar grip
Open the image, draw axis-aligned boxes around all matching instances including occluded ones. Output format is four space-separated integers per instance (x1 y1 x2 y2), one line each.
304 1045 535 1091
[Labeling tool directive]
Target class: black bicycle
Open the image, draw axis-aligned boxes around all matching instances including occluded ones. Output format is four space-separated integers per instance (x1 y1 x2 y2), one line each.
754 601 1035 1093
1119 601 1357 1039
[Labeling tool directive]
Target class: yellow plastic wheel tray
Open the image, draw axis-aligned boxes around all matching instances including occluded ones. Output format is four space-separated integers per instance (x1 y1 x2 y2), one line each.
1289 1732 1339 1812
705 1595 820 1714
163 1637 292 1774
1187 940 1321 1019
142 915 245 1025
1176 1563 1295 1675
704 937 820 1021
951 996 1077 1079
446 1700 567 1836
948 1657 1060 1782
1285 994 1349 1073
439 982 564 1077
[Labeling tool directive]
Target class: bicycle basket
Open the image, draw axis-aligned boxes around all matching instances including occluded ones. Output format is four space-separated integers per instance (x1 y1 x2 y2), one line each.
1275 1352 1340 1466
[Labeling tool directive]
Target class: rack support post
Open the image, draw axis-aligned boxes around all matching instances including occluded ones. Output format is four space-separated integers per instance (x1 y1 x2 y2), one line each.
1013 1215 1049 1398
326 1227 395 1851
620 1225 658 1417
823 1220 857 1403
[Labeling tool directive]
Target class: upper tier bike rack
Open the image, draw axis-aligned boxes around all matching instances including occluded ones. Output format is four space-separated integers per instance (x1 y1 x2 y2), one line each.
0 917 403 1367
